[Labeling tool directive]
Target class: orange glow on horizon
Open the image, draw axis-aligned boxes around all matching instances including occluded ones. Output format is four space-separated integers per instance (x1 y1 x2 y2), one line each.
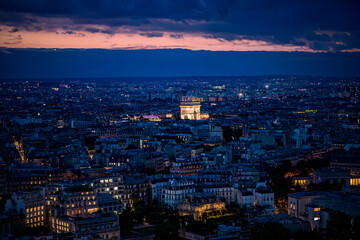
0 25 324 52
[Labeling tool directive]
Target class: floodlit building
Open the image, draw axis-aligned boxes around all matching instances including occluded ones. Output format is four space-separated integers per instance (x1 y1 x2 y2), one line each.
178 192 225 220
180 96 201 120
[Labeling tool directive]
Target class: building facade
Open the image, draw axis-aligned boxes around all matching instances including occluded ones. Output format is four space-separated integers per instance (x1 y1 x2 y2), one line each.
180 96 201 120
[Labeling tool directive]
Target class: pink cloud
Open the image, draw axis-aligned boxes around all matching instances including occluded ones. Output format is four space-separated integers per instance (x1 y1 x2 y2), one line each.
0 25 325 52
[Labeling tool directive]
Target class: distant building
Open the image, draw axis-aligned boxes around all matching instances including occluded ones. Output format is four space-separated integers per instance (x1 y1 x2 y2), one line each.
313 168 351 191
123 175 151 209
235 189 254 207
170 156 202 176
50 213 120 239
305 191 360 230
292 176 312 189
251 214 311 233
288 192 323 218
91 176 125 202
203 183 234 205
51 185 99 218
254 187 274 208
178 192 225 220
180 96 201 120
162 179 195 208
70 119 97 129
294 128 307 148
97 193 122 215
5 190 46 228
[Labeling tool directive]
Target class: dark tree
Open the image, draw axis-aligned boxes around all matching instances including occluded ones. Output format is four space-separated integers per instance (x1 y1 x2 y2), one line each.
126 144 138 150
155 213 179 240
119 209 135 237
308 180 342 192
352 216 360 240
83 135 99 150
186 220 214 236
251 222 291 240
294 230 321 240
326 211 352 240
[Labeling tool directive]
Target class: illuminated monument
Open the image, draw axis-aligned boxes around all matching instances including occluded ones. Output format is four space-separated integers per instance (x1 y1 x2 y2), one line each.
180 96 201 120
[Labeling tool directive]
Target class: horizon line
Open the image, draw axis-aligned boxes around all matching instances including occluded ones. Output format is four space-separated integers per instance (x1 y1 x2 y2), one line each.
1 75 360 81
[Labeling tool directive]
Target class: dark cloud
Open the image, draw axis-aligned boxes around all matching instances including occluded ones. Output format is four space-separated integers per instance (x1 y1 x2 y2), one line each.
202 34 236 42
61 30 86 37
140 32 163 38
62 30 75 35
33 26 42 31
4 42 21 44
169 34 184 39
3 34 22 44
0 0 359 51
84 27 101 33
8 27 19 33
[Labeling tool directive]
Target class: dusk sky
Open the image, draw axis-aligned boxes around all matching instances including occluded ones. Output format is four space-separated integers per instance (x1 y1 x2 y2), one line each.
1 0 360 78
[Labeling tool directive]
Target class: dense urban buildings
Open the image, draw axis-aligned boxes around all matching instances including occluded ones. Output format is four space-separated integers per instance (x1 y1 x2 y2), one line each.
1 0 360 238
0 75 359 240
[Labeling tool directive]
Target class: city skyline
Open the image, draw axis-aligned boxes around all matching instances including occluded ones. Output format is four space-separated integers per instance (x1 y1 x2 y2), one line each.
1 49 360 78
